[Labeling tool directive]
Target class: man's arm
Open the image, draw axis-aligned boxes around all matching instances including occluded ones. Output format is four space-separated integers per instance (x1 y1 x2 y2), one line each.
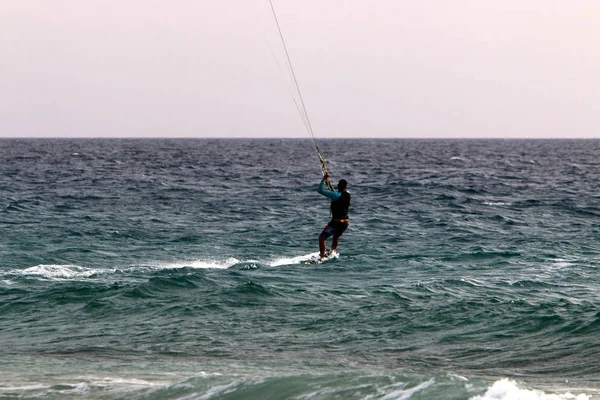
318 178 341 200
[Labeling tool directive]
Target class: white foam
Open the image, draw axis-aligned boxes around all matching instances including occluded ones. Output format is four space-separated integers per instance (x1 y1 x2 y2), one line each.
380 379 434 400
5 258 243 282
59 382 90 395
92 250 120 257
470 379 590 400
448 373 469 381
483 201 511 206
183 380 241 400
13 264 115 280
0 378 157 397
550 259 575 269
92 377 158 387
551 262 572 269
0 384 50 392
151 258 241 270
6 252 334 282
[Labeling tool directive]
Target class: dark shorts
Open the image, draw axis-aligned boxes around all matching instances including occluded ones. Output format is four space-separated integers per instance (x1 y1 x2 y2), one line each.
319 221 349 240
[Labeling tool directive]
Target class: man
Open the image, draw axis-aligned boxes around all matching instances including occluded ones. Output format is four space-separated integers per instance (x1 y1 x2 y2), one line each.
317 172 351 260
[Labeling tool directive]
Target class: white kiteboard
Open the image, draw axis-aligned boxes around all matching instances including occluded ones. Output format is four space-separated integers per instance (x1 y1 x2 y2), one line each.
303 249 338 265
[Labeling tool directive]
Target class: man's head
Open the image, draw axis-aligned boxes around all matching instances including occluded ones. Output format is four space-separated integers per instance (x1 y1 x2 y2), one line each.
337 179 348 191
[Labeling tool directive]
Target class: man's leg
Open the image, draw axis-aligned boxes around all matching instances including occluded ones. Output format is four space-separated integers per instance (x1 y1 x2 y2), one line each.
331 223 347 252
319 225 329 258
331 236 339 251
319 236 326 258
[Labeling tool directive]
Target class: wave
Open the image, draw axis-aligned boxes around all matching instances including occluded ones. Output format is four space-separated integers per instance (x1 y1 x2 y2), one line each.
471 379 591 400
0 374 592 400
0 376 161 399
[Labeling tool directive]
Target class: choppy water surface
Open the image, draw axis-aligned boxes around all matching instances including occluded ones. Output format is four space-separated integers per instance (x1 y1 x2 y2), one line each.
1 139 599 399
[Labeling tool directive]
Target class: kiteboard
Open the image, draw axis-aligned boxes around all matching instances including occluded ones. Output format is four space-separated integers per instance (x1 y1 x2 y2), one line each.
303 249 338 265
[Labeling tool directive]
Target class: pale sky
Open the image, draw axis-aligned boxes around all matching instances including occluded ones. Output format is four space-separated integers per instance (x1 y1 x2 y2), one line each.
1 1 599 138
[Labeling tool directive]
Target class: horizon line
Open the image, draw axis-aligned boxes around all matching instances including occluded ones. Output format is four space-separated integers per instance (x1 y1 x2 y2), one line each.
0 136 599 140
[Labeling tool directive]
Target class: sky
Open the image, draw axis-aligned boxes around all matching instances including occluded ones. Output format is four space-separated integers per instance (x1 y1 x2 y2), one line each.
1 1 599 138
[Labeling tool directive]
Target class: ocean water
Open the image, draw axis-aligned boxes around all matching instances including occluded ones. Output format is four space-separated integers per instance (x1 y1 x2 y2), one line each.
1 138 599 400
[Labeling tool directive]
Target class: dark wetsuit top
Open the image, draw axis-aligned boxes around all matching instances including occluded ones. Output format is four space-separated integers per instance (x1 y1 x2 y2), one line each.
317 179 351 238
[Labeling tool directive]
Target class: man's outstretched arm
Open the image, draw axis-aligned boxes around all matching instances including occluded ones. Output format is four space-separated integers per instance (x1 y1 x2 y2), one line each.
317 178 340 200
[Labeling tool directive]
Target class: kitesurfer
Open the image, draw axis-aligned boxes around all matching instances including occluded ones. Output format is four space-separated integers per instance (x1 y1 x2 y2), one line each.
317 172 350 260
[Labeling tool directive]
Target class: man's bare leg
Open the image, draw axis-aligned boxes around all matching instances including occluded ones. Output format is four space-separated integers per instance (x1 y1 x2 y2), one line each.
319 236 326 258
331 237 339 252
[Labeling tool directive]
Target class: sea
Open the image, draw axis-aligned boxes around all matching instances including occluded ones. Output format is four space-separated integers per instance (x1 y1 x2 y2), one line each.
1 138 599 400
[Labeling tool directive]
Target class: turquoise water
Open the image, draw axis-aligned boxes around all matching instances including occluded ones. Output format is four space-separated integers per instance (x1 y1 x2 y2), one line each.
1 139 599 399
